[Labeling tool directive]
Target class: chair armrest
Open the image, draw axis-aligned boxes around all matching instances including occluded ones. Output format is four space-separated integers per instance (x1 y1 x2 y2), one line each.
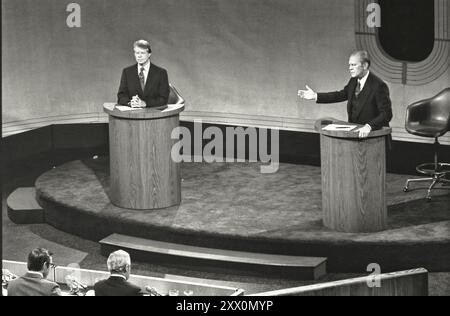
406 100 430 124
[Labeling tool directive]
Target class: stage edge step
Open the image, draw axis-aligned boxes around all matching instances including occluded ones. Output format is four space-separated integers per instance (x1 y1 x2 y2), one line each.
100 233 327 280
7 187 44 224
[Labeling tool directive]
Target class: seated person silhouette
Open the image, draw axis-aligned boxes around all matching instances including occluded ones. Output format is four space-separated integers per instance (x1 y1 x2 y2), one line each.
6 247 61 296
94 250 143 296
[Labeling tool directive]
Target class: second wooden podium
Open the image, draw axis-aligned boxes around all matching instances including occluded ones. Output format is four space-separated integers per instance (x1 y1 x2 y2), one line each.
315 119 391 233
104 102 184 210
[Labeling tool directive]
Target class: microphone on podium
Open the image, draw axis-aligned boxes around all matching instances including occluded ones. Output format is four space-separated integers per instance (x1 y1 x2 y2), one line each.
2 269 18 282
65 274 87 294
145 285 163 296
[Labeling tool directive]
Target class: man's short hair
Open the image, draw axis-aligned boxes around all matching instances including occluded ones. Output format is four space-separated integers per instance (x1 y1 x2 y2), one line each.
351 50 371 68
107 250 131 273
27 248 52 272
133 39 152 54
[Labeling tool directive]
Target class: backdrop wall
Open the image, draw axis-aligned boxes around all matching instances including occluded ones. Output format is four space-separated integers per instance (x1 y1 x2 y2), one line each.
2 0 449 143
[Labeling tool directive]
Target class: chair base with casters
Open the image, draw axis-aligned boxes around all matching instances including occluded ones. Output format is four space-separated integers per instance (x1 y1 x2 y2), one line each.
403 138 450 201
403 88 450 201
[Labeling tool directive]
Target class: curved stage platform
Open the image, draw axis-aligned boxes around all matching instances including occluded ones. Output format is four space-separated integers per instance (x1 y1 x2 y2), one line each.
35 157 450 272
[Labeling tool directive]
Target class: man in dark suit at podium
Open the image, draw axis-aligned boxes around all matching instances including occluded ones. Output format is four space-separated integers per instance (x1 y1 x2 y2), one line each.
117 39 169 108
94 250 143 296
298 50 393 138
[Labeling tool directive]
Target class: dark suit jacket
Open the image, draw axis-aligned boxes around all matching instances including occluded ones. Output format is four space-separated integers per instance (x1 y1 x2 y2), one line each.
117 63 169 108
317 72 393 130
6 272 61 296
94 276 142 296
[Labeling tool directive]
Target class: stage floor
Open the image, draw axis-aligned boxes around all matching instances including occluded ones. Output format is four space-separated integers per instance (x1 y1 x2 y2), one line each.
35 157 450 272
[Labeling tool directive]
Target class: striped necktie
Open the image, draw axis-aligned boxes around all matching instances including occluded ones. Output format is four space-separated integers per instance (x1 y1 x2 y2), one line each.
355 80 361 97
139 67 145 91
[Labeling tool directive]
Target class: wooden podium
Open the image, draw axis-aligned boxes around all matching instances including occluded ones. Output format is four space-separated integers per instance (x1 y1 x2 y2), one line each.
103 103 184 210
315 119 391 233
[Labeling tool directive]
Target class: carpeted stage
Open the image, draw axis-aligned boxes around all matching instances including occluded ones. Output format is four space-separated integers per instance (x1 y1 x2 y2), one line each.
35 157 450 273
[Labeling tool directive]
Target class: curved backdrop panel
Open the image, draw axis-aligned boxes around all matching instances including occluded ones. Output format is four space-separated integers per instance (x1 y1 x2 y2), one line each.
2 0 449 144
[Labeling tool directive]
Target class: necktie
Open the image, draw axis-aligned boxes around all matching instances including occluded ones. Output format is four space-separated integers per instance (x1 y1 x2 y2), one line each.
355 80 361 97
139 67 145 91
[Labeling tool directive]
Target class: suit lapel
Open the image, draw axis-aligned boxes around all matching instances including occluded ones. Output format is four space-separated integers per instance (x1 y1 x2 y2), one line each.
143 63 156 96
347 78 357 116
24 272 43 280
131 64 145 95
352 73 373 121
109 276 126 283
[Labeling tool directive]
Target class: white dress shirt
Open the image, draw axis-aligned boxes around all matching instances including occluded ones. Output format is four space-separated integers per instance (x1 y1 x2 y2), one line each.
137 62 150 85
26 271 44 278
358 71 370 91
110 273 127 280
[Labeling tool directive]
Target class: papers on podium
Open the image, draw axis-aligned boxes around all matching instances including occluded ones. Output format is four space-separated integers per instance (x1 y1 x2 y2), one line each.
322 124 357 132
115 105 141 111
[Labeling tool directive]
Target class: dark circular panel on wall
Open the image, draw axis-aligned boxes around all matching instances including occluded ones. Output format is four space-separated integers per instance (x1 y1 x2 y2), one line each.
379 0 434 62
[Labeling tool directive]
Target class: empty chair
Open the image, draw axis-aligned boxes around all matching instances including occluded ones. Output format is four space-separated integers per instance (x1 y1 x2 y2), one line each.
403 88 450 200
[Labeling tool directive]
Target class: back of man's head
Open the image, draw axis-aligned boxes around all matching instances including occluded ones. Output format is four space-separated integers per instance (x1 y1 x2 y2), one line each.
27 248 52 272
107 250 131 276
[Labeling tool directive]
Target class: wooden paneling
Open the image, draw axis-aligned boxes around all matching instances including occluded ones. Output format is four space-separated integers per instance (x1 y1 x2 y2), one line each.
103 103 184 119
321 134 387 232
249 268 428 296
106 104 184 209
317 119 391 232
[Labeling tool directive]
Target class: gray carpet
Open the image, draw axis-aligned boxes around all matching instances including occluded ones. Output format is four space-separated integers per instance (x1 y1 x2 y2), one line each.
32 157 450 272
3 156 450 295
36 157 450 240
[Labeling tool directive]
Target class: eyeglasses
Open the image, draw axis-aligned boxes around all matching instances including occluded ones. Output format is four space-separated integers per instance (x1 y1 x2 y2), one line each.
49 263 57 282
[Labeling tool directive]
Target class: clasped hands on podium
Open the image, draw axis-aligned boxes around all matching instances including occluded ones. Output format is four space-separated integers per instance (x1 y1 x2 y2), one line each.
128 95 146 108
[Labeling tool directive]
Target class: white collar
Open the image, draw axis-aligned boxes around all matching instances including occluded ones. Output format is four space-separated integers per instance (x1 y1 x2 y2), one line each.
110 273 127 280
26 271 44 278
358 71 370 89
137 61 150 71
